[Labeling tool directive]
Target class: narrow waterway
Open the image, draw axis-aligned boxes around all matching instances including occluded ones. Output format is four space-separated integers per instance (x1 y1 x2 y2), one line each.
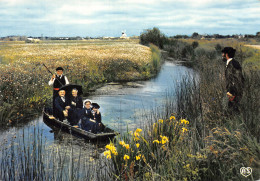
0 61 195 179
0 61 193 158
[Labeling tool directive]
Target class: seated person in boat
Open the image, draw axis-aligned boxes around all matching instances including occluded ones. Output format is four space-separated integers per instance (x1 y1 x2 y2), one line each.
78 100 96 131
91 103 104 133
67 88 83 125
54 89 70 122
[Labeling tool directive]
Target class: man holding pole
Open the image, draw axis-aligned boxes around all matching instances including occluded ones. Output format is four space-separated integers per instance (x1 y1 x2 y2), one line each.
48 67 69 109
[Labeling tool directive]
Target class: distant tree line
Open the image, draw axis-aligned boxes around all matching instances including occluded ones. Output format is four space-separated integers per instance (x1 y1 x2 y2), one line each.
140 28 260 61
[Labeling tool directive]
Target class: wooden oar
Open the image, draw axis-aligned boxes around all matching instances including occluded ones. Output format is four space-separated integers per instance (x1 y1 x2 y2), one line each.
42 63 64 86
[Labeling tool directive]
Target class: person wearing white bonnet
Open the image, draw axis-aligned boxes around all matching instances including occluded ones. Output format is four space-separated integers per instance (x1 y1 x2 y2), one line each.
77 99 94 130
83 99 92 108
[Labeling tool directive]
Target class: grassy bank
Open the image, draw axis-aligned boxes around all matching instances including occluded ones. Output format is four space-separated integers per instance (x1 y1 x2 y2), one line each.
0 40 161 126
102 39 260 180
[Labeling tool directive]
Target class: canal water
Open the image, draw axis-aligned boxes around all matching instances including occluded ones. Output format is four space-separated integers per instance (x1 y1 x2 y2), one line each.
0 61 193 172
0 61 193 145
0 61 193 179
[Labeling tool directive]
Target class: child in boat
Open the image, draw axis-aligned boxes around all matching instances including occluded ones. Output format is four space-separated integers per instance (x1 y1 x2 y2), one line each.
91 103 104 133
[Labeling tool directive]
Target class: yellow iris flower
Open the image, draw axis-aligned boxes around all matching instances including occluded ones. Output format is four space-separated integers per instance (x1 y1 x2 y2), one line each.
181 119 189 124
182 127 188 133
170 116 175 120
124 154 130 160
153 140 160 144
104 150 111 159
124 144 130 149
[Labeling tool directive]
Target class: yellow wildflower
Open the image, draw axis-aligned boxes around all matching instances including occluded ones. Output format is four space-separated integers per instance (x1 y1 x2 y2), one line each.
182 127 188 133
124 154 130 160
142 155 147 162
158 119 163 124
135 128 142 133
124 144 130 149
181 119 189 124
136 143 140 148
134 131 140 137
105 143 118 155
119 141 125 146
153 140 160 144
136 154 141 160
170 116 175 120
160 135 169 144
104 150 111 159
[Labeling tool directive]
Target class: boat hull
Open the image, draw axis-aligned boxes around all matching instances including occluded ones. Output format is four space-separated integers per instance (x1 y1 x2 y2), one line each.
43 108 118 141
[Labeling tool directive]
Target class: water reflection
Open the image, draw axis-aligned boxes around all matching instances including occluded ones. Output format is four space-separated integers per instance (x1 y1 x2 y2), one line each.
0 61 193 150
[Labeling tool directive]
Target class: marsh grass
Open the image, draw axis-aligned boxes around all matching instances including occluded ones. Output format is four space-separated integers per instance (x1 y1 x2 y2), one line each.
99 40 260 180
0 125 116 180
0 40 161 126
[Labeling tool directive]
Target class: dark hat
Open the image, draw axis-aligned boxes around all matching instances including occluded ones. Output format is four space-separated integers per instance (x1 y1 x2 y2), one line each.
58 88 66 92
221 47 236 54
92 103 100 109
56 67 64 71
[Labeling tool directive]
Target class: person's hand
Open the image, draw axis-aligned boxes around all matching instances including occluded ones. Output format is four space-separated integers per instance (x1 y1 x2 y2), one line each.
63 110 68 117
227 92 235 101
227 92 233 97
89 119 96 123
65 106 71 110
97 110 100 114
52 74 56 80
71 101 76 106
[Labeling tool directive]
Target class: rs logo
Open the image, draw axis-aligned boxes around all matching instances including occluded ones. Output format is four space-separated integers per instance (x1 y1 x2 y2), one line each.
240 167 252 177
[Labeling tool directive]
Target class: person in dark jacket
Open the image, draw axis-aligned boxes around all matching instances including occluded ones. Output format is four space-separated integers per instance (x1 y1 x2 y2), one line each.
221 47 244 114
91 103 104 133
48 67 69 112
54 89 70 121
67 88 83 125
77 100 94 130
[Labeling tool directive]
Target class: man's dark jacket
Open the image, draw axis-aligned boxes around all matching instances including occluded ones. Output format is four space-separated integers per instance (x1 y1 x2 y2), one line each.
54 96 69 121
225 59 244 100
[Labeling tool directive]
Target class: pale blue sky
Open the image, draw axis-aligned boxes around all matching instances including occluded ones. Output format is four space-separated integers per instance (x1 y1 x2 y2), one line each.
0 0 259 37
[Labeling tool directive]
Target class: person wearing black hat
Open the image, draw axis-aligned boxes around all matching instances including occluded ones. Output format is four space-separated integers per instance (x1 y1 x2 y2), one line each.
48 67 69 112
53 89 70 122
221 47 244 114
91 103 104 133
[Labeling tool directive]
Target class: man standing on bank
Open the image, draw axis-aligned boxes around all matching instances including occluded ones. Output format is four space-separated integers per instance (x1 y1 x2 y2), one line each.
221 47 244 114
48 67 69 110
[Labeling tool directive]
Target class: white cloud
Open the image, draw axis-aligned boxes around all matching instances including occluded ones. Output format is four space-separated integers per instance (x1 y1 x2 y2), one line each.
0 0 259 36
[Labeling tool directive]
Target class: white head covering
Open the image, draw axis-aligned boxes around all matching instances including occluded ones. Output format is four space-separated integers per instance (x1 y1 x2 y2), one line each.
83 99 92 108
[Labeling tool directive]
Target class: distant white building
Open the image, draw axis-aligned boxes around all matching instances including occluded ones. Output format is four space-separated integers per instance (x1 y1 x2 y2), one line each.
120 31 129 39
25 38 41 43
